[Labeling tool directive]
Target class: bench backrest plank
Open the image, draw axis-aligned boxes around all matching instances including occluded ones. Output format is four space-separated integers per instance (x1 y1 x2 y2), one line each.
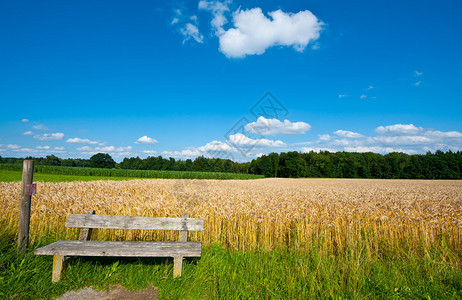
65 214 204 231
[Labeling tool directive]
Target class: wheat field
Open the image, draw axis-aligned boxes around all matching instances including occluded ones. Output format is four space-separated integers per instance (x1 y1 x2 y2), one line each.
1 178 461 255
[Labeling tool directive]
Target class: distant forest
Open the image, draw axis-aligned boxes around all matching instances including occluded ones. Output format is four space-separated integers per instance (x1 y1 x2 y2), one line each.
1 150 461 179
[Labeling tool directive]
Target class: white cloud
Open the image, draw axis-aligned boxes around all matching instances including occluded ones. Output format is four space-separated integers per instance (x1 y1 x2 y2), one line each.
331 139 363 147
199 140 237 152
365 85 374 90
375 124 423 135
344 146 416 154
77 146 92 151
162 149 202 158
360 94 367 99
424 130 462 139
180 23 204 43
32 124 48 130
199 0 231 35
301 147 337 153
373 135 432 145
318 134 331 141
7 144 21 149
115 146 132 152
54 147 65 151
114 152 131 157
415 70 422 76
414 81 422 86
80 152 98 156
36 146 50 150
99 146 115 152
217 7 323 58
136 136 158 144
245 116 311 135
228 133 285 147
334 130 364 139
33 133 64 141
23 131 33 135
338 94 347 99
142 150 157 154
66 137 99 144
171 17 179 25
77 145 132 153
13 148 41 153
21 119 29 122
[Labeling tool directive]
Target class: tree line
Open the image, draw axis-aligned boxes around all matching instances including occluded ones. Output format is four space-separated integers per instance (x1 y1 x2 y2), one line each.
1 150 461 179
249 150 462 179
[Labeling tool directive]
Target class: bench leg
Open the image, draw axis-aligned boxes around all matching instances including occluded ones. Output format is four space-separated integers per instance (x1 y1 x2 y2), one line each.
173 256 183 278
52 255 67 282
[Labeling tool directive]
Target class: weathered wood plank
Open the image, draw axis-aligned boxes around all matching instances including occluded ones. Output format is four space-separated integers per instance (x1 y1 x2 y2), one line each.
65 215 204 231
34 241 202 257
17 160 34 254
180 213 189 242
78 210 96 241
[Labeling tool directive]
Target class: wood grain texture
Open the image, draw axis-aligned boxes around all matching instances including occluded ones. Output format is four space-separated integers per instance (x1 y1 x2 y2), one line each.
17 160 34 254
65 214 204 231
173 256 183 278
34 240 202 257
52 255 66 282
78 210 96 241
180 213 189 242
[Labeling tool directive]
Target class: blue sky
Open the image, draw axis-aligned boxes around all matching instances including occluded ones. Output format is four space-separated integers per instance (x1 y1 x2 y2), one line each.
1 0 461 162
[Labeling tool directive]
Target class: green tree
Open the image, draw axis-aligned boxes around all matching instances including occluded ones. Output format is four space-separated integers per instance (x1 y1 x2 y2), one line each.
42 155 62 166
90 153 115 169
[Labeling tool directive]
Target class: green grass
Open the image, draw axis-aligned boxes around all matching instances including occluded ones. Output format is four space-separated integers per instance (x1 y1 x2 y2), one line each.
1 225 460 299
0 170 150 183
0 164 264 182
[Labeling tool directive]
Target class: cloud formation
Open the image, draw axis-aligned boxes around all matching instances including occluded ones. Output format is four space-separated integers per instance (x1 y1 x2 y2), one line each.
228 133 285 147
301 124 462 155
33 133 64 141
67 137 100 144
218 8 323 58
136 136 159 144
180 23 204 43
196 1 324 58
375 124 423 135
32 124 48 130
334 130 364 139
245 117 311 135
199 0 230 35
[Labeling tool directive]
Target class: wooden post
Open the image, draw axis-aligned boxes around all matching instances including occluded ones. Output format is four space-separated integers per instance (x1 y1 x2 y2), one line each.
173 213 189 278
17 160 34 254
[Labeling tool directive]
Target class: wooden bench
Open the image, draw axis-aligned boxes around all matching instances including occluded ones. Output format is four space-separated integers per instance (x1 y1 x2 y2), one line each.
34 211 204 282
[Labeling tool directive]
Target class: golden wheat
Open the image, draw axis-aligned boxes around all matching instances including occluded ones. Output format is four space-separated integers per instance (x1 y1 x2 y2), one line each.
1 178 461 254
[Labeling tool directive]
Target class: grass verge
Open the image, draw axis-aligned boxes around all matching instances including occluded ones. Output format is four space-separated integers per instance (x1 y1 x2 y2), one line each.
0 170 146 183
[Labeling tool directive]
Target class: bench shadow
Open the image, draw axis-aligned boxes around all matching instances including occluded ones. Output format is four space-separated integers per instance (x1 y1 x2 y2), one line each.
70 256 200 267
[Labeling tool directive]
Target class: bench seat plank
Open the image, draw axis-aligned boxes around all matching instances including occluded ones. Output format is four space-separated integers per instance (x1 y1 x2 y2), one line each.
65 214 204 231
34 240 202 257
